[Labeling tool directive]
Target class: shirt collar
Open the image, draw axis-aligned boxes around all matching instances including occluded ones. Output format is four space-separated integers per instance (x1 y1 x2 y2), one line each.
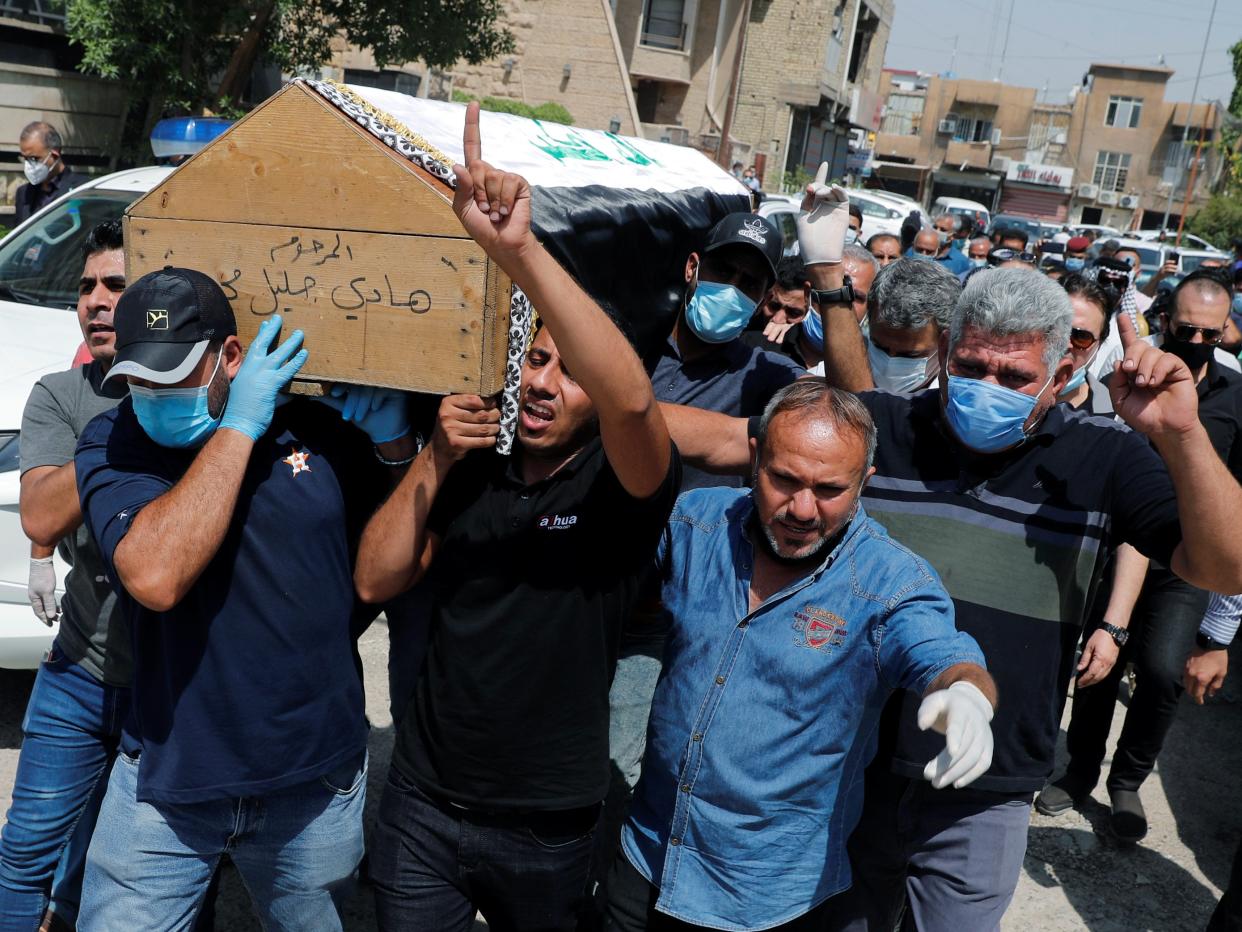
501 434 603 488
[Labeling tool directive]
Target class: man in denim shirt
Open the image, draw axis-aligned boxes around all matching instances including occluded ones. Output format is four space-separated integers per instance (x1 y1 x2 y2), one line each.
603 381 995 931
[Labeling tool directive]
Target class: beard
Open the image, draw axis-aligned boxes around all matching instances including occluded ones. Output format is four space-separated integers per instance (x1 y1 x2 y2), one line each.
755 508 853 566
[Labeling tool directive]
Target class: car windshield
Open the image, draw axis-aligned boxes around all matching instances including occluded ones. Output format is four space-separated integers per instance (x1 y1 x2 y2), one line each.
993 215 1042 238
0 190 135 310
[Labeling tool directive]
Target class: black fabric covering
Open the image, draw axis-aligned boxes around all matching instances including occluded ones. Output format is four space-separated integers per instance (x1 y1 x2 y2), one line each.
530 184 752 355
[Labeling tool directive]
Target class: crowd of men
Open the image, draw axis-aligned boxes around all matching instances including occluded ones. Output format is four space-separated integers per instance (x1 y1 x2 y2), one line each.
3 103 1242 932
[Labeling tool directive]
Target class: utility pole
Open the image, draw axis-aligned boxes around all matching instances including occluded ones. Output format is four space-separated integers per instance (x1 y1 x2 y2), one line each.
996 0 1015 82
1160 0 1217 231
949 35 958 76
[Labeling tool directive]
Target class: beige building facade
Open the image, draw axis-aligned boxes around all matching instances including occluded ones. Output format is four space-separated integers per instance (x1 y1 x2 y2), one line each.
870 62 1221 229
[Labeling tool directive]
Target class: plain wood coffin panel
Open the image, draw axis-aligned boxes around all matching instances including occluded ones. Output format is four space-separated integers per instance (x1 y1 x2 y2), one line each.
125 216 509 395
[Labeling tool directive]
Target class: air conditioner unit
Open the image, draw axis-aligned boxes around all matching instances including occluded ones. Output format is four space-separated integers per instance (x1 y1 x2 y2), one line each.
848 127 867 149
1051 132 1068 146
937 119 956 134
1119 194 1140 209
991 127 1002 146
1076 183 1100 200
1097 190 1118 206
663 127 690 147
990 156 1011 172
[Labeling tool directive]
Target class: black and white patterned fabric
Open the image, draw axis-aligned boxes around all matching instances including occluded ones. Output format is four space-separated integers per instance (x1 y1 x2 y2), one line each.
497 286 534 455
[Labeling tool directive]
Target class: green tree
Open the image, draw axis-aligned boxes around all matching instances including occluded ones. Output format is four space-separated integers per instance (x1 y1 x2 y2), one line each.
450 90 574 125
1187 194 1242 247
65 0 513 158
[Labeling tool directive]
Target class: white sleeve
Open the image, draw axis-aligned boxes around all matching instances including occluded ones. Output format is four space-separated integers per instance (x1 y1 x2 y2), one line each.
1200 592 1242 645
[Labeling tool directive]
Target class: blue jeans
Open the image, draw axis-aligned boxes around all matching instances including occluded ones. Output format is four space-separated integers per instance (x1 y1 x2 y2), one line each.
0 639 129 932
79 748 367 931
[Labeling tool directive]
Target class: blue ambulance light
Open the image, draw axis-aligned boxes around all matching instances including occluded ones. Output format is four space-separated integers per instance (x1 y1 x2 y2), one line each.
150 117 234 159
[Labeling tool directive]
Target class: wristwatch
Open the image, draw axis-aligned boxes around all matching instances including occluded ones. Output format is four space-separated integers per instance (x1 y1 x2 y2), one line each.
1099 621 1130 647
1196 631 1230 651
811 275 856 306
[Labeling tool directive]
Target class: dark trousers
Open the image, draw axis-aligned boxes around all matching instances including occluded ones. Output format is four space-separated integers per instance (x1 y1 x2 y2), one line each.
603 853 834 931
371 767 599 932
1065 568 1208 792
825 768 1033 932
1209 838 1242 932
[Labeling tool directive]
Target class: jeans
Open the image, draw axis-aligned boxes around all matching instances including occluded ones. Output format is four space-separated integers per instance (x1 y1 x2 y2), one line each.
371 766 599 932
826 768 1033 932
0 640 128 932
1064 567 1208 792
603 852 838 931
79 748 366 931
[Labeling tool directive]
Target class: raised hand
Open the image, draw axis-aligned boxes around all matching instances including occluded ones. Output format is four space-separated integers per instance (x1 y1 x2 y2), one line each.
1108 312 1200 438
219 315 307 442
431 394 501 463
795 162 850 266
451 101 534 261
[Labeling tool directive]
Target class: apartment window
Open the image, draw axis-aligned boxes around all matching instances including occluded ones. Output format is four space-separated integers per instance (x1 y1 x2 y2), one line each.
880 94 923 136
1092 150 1132 192
953 115 993 144
1105 96 1143 128
641 0 687 50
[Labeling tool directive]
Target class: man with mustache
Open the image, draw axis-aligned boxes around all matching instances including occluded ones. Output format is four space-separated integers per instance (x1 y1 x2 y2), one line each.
356 103 680 930
604 379 994 931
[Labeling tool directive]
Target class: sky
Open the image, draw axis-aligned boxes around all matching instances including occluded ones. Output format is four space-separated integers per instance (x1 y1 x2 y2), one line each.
884 0 1241 110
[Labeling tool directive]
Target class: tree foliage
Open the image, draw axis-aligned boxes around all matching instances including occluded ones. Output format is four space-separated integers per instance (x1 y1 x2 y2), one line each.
451 90 574 126
1187 194 1242 247
65 0 514 154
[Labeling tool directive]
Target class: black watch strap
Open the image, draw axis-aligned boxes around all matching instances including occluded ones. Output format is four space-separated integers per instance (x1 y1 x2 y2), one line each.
1100 622 1130 647
812 275 855 306
1196 630 1230 651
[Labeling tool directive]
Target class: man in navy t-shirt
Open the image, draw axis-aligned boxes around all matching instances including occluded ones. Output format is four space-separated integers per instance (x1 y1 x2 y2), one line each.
74 267 414 929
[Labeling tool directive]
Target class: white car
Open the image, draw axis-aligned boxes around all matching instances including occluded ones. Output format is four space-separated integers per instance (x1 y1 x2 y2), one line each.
0 165 172 668
756 194 802 257
851 190 928 245
931 196 991 235
1131 229 1218 252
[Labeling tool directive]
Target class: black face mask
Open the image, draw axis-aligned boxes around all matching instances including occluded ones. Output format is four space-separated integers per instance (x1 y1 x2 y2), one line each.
1163 335 1216 371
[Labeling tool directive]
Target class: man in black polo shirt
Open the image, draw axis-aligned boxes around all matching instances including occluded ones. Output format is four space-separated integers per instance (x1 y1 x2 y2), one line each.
357 103 679 931
1040 269 1242 843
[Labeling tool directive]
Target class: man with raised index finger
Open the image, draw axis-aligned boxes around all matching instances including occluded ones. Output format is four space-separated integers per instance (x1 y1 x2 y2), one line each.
358 102 680 931
73 270 415 929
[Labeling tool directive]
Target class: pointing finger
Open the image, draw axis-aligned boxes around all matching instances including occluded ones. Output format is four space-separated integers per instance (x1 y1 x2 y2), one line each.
813 161 829 187
463 100 482 166
1117 309 1138 351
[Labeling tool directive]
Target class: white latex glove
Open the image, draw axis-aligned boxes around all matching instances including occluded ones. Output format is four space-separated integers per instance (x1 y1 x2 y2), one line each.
917 680 994 789
795 162 850 266
28 557 59 627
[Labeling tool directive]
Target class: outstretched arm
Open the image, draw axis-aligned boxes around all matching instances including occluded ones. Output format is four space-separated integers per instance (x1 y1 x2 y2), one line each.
451 102 670 499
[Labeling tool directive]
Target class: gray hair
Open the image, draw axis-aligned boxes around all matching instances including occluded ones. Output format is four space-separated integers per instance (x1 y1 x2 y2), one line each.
933 211 963 233
756 380 878 476
842 243 879 276
969 236 991 251
869 257 960 331
20 121 62 151
950 268 1073 373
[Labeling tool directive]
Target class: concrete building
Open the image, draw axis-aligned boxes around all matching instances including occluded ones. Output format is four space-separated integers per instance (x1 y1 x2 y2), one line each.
1 2 127 217
870 62 1222 229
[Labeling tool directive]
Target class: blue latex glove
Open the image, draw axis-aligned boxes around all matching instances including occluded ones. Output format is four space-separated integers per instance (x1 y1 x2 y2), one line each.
317 384 410 444
219 315 307 441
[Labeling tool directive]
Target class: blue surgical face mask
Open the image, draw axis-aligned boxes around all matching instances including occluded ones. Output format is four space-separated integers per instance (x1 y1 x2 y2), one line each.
970 257 988 269
801 302 824 350
1065 257 1085 272
130 352 224 448
1058 347 1098 398
684 276 757 344
868 337 934 393
944 372 1053 453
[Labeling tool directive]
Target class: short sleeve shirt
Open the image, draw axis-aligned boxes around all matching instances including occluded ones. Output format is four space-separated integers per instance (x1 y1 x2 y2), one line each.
392 438 681 811
859 390 1181 792
20 361 130 685
76 399 382 803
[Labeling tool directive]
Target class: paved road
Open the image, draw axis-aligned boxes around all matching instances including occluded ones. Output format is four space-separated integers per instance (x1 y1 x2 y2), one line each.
1 623 1239 930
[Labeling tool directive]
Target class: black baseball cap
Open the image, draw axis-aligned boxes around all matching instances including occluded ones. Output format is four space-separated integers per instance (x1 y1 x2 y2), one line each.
105 267 237 385
702 212 783 279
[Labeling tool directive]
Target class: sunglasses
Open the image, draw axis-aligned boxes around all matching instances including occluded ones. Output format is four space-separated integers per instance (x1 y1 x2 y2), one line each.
988 249 1038 266
1167 323 1225 345
1069 328 1099 349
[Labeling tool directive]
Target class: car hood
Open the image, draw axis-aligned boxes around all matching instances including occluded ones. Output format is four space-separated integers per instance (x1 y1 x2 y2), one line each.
0 301 82 429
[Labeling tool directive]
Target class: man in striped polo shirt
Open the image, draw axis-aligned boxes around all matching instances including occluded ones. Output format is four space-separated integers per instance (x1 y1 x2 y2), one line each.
658 178 1242 929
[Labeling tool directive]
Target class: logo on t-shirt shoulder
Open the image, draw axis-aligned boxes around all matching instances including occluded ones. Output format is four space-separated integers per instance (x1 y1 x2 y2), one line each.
793 604 847 652
282 446 312 476
537 513 579 530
